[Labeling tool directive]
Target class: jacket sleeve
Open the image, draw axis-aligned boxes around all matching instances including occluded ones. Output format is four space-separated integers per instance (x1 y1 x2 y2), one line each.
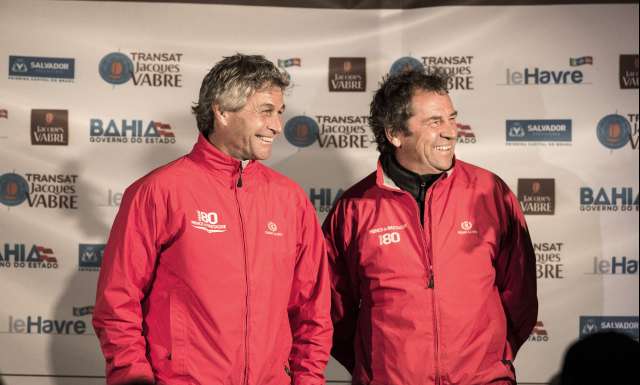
288 196 333 385
322 199 360 374
495 183 538 357
92 181 163 385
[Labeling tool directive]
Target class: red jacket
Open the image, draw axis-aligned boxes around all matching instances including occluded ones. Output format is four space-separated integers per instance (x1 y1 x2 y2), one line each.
323 159 537 385
93 134 332 385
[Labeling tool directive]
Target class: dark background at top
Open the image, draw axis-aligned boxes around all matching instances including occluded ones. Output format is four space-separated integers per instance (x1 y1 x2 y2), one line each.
72 0 638 8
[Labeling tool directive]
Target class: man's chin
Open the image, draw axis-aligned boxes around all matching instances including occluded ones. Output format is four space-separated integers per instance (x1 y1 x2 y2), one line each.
252 152 272 161
436 158 455 173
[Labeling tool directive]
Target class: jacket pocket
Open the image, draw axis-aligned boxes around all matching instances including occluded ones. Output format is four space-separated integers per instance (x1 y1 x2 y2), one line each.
169 288 189 376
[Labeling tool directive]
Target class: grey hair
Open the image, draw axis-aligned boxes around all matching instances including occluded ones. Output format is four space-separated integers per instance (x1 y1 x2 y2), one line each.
192 54 290 136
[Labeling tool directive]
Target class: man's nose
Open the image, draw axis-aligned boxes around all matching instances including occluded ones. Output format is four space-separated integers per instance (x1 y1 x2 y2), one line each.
441 120 457 139
270 114 283 134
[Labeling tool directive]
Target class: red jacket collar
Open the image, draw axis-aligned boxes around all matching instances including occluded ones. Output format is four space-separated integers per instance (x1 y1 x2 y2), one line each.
187 133 259 179
375 155 458 191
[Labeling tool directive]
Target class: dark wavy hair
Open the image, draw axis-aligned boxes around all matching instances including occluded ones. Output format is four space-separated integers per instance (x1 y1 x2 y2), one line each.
192 54 289 137
369 69 450 155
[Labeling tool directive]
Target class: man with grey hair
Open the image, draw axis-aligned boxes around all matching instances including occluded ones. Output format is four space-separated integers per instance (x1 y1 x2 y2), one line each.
93 54 332 385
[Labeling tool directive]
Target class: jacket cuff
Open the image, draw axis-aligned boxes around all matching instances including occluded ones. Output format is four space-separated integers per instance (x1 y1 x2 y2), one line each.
108 363 155 385
292 373 325 385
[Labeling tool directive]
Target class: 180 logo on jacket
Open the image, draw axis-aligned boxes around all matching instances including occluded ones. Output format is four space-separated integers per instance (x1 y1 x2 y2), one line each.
191 210 227 233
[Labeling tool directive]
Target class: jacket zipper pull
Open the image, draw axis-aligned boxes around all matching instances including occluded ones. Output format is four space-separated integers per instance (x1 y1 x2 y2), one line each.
428 270 435 289
237 164 243 188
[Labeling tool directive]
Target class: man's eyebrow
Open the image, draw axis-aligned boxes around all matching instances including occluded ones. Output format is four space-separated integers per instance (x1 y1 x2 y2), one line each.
258 103 285 112
424 114 445 122
424 110 458 121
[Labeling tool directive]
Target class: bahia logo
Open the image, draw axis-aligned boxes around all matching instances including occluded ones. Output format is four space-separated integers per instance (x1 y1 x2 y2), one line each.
580 316 639 341
457 123 477 144
99 51 183 87
596 113 638 150
6 307 92 336
534 242 565 279
9 55 75 82
308 187 344 213
506 120 572 145
502 56 592 86
0 243 59 269
79 244 105 271
0 172 78 209
589 256 638 275
89 118 176 144
284 115 374 149
528 321 550 342
579 187 638 212
389 56 424 76
619 54 639 89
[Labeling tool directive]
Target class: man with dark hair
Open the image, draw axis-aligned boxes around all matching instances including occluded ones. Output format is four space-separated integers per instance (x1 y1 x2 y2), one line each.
93 54 332 385
323 70 538 385
556 331 639 385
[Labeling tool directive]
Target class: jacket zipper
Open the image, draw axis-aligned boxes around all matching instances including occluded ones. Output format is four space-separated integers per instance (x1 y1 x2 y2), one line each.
417 181 435 288
411 181 433 286
425 189 441 385
404 186 441 384
234 164 250 385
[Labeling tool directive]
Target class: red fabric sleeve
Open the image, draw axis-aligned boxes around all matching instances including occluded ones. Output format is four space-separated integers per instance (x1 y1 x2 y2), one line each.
92 181 163 385
322 199 360 374
495 184 539 357
288 197 333 385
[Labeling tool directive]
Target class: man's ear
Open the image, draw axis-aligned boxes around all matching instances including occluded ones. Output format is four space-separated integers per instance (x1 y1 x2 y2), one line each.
385 128 401 148
213 104 228 126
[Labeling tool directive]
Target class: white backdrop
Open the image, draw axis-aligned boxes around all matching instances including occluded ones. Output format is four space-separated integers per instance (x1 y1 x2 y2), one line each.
0 1 638 384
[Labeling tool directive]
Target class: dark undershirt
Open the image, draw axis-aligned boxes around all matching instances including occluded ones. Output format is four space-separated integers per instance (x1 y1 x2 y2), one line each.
380 153 443 225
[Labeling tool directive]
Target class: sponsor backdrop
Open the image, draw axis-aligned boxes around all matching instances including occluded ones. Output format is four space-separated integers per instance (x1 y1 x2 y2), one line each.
0 1 638 384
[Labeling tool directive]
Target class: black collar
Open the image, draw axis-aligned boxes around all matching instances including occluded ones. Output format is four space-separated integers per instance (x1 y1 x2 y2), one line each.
380 153 442 202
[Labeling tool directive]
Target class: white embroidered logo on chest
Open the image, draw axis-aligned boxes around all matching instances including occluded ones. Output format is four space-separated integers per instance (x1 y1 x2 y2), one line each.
369 224 407 246
457 220 478 235
265 221 283 237
191 210 228 233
